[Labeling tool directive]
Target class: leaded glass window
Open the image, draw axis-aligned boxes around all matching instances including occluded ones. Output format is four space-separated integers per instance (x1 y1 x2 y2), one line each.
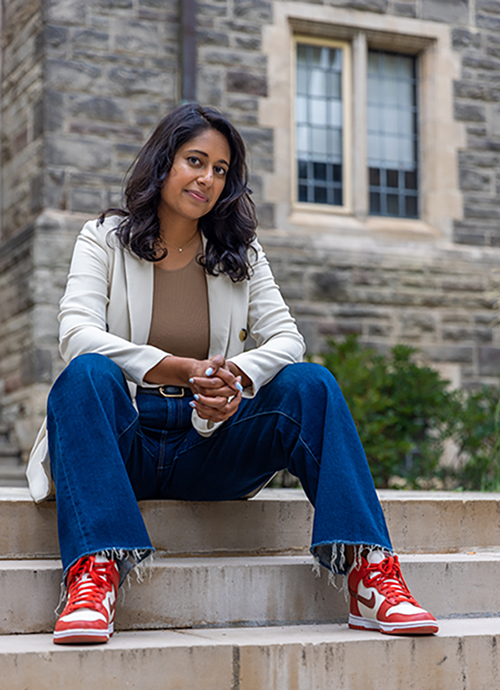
367 51 418 218
296 43 343 206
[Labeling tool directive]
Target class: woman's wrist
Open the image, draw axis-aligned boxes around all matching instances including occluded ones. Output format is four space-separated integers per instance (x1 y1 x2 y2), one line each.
143 355 197 386
226 361 252 389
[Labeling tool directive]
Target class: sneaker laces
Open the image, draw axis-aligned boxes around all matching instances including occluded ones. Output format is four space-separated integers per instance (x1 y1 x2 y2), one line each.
64 556 117 615
363 555 419 606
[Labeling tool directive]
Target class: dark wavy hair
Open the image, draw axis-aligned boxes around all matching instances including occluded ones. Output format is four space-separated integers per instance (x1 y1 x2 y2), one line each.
99 103 257 282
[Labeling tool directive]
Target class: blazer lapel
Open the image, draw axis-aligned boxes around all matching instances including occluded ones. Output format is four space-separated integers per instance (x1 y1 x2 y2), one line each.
207 271 232 357
124 250 154 344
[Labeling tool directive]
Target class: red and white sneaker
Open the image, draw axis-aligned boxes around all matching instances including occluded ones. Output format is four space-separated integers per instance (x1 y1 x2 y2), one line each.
53 554 119 645
348 551 438 635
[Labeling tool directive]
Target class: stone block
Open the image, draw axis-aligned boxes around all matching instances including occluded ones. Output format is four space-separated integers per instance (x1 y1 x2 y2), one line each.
477 13 500 31
139 0 176 7
46 58 101 90
462 55 500 72
67 95 126 122
235 34 261 50
20 348 52 386
240 127 273 155
256 202 275 229
443 326 493 343
475 311 496 324
197 2 228 17
460 167 492 190
454 82 500 101
393 2 416 17
453 222 487 245
201 48 266 68
30 174 43 214
46 0 87 24
45 90 64 132
45 24 68 51
47 135 112 170
311 270 348 301
108 67 174 96
479 0 500 11
455 103 487 122
452 28 482 50
96 0 133 7
464 203 500 220
234 0 272 21
33 98 44 141
196 68 224 107
227 70 267 96
72 29 109 50
198 30 230 47
45 168 66 210
115 20 162 56
478 346 500 374
421 345 474 364
422 0 469 24
70 187 104 214
318 320 363 336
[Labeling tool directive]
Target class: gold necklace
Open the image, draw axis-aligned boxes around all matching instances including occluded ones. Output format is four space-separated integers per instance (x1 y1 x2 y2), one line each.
161 230 200 253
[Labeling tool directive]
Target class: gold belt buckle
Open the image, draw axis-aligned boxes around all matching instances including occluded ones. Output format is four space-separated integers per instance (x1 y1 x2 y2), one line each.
158 386 185 398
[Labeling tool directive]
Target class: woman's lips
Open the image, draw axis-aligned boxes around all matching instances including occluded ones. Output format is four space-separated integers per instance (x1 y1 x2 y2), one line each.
186 190 209 202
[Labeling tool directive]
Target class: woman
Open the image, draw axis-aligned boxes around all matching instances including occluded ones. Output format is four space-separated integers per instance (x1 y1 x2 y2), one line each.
27 103 438 645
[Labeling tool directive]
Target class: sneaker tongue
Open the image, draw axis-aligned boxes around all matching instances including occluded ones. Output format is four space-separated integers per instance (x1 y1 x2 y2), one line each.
366 550 389 564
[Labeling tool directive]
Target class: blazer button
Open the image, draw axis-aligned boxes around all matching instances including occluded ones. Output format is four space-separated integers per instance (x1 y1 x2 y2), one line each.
239 328 248 342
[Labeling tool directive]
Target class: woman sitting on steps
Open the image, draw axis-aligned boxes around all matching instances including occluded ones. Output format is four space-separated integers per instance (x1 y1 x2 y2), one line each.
27 103 439 644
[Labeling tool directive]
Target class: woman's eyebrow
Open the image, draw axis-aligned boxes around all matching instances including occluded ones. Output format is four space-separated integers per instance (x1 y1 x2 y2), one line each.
185 149 230 167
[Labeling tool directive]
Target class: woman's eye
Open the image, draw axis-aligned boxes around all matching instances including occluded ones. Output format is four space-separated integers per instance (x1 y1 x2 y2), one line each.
215 166 227 176
187 156 201 165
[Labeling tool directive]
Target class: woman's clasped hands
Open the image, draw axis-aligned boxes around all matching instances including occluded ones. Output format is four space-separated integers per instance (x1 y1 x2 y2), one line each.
188 354 244 422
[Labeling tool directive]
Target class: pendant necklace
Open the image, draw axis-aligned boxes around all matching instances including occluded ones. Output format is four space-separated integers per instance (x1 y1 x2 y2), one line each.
161 229 200 253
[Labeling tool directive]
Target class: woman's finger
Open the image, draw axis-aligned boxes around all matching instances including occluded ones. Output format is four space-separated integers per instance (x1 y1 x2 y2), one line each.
189 390 242 421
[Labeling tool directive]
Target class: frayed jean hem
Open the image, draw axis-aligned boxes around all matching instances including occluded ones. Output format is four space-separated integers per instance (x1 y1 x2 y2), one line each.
310 540 394 578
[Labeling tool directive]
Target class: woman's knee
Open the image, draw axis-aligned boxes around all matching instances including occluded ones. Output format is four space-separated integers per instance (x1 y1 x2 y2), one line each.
49 354 126 404
275 361 341 397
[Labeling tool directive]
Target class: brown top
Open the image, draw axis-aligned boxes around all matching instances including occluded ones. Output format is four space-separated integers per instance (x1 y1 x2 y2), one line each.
147 252 210 360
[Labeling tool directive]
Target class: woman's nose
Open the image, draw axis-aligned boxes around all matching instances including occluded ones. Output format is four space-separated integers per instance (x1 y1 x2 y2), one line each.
197 166 214 186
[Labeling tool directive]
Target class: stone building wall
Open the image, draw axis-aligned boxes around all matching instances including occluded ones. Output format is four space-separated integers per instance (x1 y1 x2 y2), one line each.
1 0 44 239
2 0 500 458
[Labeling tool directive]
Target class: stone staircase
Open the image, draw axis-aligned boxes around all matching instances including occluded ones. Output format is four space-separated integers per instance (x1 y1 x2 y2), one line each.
1 487 500 689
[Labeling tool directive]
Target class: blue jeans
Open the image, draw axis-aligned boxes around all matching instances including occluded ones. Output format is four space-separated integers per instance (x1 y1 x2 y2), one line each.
47 354 392 580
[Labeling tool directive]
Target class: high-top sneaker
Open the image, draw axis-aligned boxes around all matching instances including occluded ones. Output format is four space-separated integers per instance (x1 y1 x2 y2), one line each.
53 554 120 645
348 551 439 635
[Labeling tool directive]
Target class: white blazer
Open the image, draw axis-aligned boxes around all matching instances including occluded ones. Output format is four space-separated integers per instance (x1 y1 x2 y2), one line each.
26 217 305 502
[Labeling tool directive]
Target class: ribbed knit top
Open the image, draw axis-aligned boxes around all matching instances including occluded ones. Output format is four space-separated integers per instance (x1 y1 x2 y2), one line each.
147 251 210 360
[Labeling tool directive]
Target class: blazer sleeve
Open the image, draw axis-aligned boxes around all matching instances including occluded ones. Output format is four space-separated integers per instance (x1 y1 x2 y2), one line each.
228 240 305 396
58 220 168 385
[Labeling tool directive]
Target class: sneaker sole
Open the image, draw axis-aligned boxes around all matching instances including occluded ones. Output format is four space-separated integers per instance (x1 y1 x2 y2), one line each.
53 622 114 645
349 613 439 636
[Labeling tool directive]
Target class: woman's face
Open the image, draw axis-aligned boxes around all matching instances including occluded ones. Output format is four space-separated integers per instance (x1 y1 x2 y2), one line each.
159 128 231 226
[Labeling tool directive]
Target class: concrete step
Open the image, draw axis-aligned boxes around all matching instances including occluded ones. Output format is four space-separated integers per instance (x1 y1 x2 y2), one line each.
2 487 500 559
0 618 499 690
1 552 499 635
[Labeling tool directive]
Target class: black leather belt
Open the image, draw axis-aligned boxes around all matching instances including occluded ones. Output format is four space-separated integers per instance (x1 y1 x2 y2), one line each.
136 385 193 398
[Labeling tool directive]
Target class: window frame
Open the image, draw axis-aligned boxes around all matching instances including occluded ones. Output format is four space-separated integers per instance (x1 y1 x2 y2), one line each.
260 5 465 238
292 35 353 216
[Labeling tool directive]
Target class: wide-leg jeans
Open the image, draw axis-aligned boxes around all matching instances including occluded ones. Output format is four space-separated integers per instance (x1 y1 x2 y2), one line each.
47 353 392 580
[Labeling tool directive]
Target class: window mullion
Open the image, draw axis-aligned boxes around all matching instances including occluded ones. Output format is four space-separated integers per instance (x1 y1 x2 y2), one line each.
352 31 368 220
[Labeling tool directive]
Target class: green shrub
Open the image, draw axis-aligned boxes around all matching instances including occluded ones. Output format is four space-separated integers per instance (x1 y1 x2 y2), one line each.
319 336 455 488
445 387 500 491
270 336 500 491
